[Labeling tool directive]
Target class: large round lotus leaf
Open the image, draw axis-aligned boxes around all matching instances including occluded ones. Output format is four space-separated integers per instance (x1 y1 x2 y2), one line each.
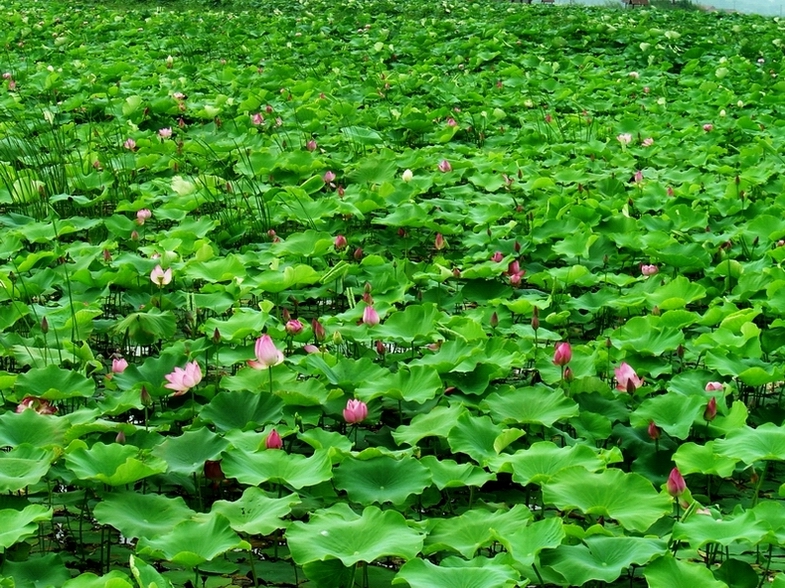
489 441 604 486
299 428 353 453
137 512 247 568
334 455 432 505
0 553 70 588
411 339 484 374
0 444 56 493
62 571 133 588
129 555 174 588
420 455 495 490
151 426 229 475
495 517 566 568
15 364 95 400
355 364 443 403
714 423 785 464
423 504 531 559
0 409 67 449
221 448 332 489
0 505 52 549
198 390 284 431
540 536 666 585
542 466 671 532
447 412 504 466
610 316 685 354
673 441 738 477
93 491 196 539
372 303 443 343
672 510 768 550
286 504 425 567
644 554 729 588
65 441 167 486
481 385 579 427
392 404 467 446
392 557 520 588
211 487 300 535
630 393 706 440
712 559 759 588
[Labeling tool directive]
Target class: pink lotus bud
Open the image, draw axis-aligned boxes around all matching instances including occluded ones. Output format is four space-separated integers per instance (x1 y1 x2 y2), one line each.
703 123 713 132
704 397 718 421
667 186 674 197
353 247 363 261
641 264 658 277
323 170 336 183
266 104 274 114
633 170 644 184
213 328 221 344
158 127 172 139
343 398 368 424
563 367 574 382
150 265 172 286
266 429 283 450
112 358 129 374
531 308 539 331
545 114 552 123
285 319 304 336
434 233 446 250
666 467 687 497
306 139 317 151
140 386 152 406
334 234 347 250
312 319 326 342
136 208 152 225
446 117 458 127
705 381 723 391
452 267 461 278
509 272 523 286
552 342 572 366
116 430 126 444
251 113 264 125
648 421 660 440
124 138 137 150
617 133 632 146
508 260 520 276
491 251 503 263
362 305 380 327
490 312 499 328
615 362 643 392
375 340 385 356
248 334 284 370
337 185 345 197
304 344 320 354
438 159 452 173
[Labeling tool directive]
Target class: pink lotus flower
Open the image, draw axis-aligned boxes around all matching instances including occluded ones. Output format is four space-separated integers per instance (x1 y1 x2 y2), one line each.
434 233 446 251
312 318 326 342
703 124 713 132
285 319 304 336
112 358 129 374
323 170 336 183
334 235 347 250
491 251 503 263
343 398 368 424
136 208 152 225
251 113 264 125
172 92 186 100
16 397 57 415
704 397 717 421
164 361 202 396
617 133 632 146
306 139 317 151
248 335 284 370
150 265 172 286
362 305 380 327
615 362 643 392
303 344 320 354
438 159 452 173
633 170 644 184
266 429 283 450
641 264 658 277
1 72 10 80
648 421 660 440
705 381 723 392
553 342 572 366
510 272 524 286
446 117 458 127
124 138 137 151
666 467 686 497
508 260 520 276
642 137 654 147
158 127 172 139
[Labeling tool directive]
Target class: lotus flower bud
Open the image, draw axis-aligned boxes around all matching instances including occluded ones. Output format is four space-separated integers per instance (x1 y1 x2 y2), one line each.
266 429 283 450
648 421 660 440
704 397 717 421
362 305 380 327
285 319 304 336
343 399 368 424
666 467 686 497
312 319 326 342
490 312 499 328
434 233 446 250
491 251 503 263
334 235 348 250
705 381 723 392
402 169 413 183
552 342 572 367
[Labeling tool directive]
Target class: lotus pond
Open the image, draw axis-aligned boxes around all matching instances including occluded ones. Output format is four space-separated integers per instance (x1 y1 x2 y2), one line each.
3 0 785 586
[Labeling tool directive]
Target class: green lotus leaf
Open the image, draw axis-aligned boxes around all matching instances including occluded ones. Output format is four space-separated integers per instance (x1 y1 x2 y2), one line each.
65 441 167 486
672 510 768 550
392 557 520 588
543 466 672 532
541 536 666 585
712 559 759 588
489 441 605 486
392 404 468 446
286 504 424 567
62 571 134 588
198 390 284 432
714 423 785 464
151 427 230 475
15 364 95 400
221 448 332 489
646 276 707 310
644 555 729 588
495 517 566 568
630 393 706 440
609 316 684 356
421 455 495 490
304 356 387 394
0 444 56 492
334 455 431 505
202 308 268 342
93 491 196 539
355 364 442 404
482 385 579 427
137 512 247 569
372 303 444 343
0 554 69 588
299 428 353 454
673 441 738 477
111 309 177 346
211 487 300 536
0 504 52 549
0 409 68 449
447 412 505 466
423 504 531 559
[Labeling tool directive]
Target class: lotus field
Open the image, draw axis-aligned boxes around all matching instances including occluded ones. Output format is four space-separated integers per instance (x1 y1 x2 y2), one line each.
4 0 785 586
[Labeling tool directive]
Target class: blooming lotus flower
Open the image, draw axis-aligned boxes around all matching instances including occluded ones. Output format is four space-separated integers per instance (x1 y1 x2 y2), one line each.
705 381 723 392
112 358 128 374
334 235 348 250
248 335 284 370
438 159 452 172
553 342 572 366
150 265 172 287
136 208 152 225
641 264 658 277
446 117 458 127
666 467 686 497
124 138 137 150
402 169 413 183
285 319 304 336
510 272 524 286
16 397 57 415
704 397 717 421
323 170 336 183
266 429 283 450
491 251 503 263
158 127 172 139
642 137 654 147
343 398 368 424
251 113 264 125
164 361 202 396
362 305 380 327
615 362 643 392
617 133 632 146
